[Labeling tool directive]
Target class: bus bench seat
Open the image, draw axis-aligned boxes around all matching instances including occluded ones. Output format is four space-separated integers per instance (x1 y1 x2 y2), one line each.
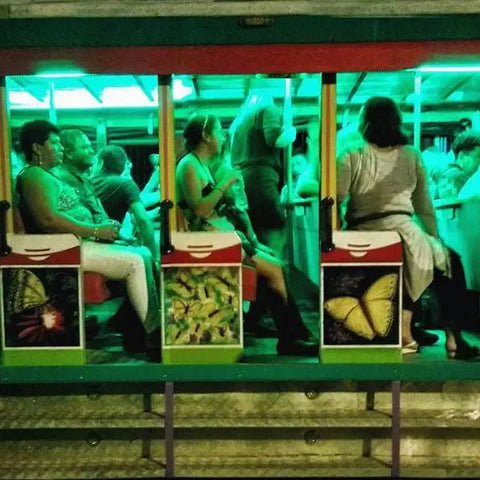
12 207 112 305
242 263 257 302
84 272 111 304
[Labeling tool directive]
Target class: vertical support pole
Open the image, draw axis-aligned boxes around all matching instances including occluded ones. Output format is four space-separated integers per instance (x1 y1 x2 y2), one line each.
362 388 376 457
283 77 293 203
96 118 107 152
164 382 175 478
0 76 13 233
321 73 337 230
141 393 152 459
413 74 422 151
391 381 401 478
158 75 177 232
48 81 57 124
283 77 294 267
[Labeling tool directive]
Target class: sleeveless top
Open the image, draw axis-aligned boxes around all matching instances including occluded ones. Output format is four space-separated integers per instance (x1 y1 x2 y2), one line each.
177 153 233 230
177 154 256 257
16 166 95 234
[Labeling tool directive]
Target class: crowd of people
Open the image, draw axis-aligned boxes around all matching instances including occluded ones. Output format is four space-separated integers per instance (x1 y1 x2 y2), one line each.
12 108 319 361
14 121 161 362
10 92 480 362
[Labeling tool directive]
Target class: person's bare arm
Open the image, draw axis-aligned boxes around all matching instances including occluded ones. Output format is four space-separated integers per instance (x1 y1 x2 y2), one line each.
129 201 159 262
179 159 238 218
21 167 118 241
296 166 319 198
335 151 353 228
141 168 160 208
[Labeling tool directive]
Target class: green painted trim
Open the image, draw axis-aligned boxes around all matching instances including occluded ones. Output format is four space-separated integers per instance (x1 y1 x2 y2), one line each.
163 347 243 365
320 348 402 364
3 361 480 384
2 15 480 48
2 349 86 367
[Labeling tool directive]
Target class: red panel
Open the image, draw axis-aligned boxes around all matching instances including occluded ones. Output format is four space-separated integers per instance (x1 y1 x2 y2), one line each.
0 246 81 266
242 264 257 302
162 244 241 265
322 243 403 264
2 41 480 75
84 272 111 304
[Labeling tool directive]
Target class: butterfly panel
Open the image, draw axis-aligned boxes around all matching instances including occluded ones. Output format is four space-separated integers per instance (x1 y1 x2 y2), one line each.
163 266 241 347
1 267 81 348
322 266 401 347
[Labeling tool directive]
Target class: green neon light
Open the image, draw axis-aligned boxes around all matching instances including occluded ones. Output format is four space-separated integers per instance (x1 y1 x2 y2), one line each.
8 75 196 109
36 70 86 78
417 65 480 73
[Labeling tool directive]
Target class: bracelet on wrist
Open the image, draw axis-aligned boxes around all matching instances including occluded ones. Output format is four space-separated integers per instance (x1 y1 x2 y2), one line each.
93 226 99 240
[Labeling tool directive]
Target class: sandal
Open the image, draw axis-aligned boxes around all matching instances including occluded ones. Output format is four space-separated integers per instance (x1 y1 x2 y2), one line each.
402 341 419 355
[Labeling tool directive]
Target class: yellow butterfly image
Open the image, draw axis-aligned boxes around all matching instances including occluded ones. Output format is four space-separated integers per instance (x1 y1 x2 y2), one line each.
205 275 238 296
165 270 196 299
196 284 216 302
212 308 233 325
7 269 49 314
205 268 237 291
220 291 239 311
324 273 398 340
211 324 236 344
217 267 236 283
170 297 218 322
189 267 209 278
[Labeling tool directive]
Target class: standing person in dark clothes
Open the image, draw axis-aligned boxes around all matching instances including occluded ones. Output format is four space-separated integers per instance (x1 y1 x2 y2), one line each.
230 93 296 260
92 145 159 265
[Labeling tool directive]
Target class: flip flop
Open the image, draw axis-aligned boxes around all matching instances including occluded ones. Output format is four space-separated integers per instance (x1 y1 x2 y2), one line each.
402 341 419 355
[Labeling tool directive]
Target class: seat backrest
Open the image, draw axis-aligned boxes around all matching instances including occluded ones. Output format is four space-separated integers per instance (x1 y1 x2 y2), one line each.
13 205 26 234
13 198 111 304
176 206 189 232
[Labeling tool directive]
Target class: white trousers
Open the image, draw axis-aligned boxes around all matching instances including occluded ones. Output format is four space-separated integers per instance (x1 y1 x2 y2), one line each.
81 240 158 332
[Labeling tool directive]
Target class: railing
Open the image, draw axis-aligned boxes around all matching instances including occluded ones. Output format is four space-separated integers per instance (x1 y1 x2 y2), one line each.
434 196 480 291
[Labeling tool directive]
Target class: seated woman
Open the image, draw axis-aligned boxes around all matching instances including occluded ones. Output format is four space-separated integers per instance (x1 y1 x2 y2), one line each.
15 120 160 362
176 113 318 356
337 96 479 359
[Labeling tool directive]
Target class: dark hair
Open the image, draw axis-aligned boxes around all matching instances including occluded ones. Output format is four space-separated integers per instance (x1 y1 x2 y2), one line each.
452 130 480 157
359 97 409 148
98 145 128 174
20 120 60 164
183 114 217 152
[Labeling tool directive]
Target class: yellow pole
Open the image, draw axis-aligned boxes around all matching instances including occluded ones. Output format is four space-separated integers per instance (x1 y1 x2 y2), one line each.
0 76 13 233
321 73 337 230
158 75 177 231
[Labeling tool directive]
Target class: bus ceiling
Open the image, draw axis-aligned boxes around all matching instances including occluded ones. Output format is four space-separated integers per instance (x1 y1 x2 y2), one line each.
5 68 480 131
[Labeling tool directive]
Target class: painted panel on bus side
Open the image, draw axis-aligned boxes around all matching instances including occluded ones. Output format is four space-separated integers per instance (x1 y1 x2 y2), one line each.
0 234 84 366
321 231 402 364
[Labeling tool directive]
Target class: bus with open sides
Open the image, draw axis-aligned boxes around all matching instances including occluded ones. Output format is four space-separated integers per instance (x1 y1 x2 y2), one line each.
2 12 480 477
